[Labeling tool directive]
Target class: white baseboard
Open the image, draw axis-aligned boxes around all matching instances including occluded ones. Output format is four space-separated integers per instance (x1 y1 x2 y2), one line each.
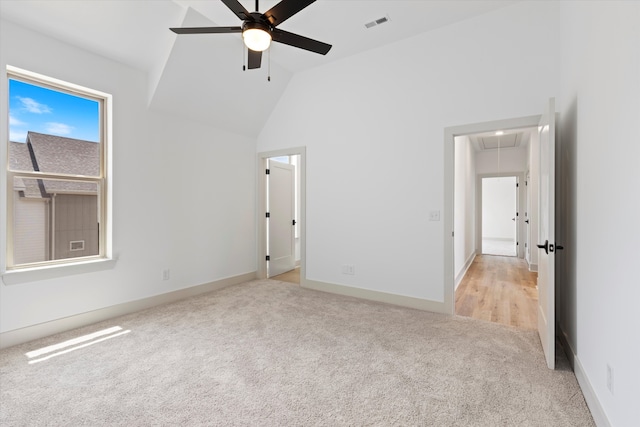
557 327 575 367
528 262 538 272
0 271 256 350
302 278 449 314
455 252 476 291
558 327 611 427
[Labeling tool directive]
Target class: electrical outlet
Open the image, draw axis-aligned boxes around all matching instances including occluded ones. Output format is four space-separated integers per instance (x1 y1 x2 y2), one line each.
341 265 355 275
606 364 614 394
429 210 440 221
162 269 170 281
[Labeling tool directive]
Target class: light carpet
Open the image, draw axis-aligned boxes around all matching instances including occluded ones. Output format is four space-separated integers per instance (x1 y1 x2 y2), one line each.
0 279 594 426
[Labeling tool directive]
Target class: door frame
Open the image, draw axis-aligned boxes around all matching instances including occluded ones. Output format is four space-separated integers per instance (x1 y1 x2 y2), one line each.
476 173 526 258
444 115 540 315
267 159 296 277
257 147 306 282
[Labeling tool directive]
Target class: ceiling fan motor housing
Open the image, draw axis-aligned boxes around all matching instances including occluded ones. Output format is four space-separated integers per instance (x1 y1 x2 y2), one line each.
242 19 272 34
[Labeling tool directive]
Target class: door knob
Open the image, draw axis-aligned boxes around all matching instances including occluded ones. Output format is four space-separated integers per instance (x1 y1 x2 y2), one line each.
512 217 516 221
537 240 549 254
525 219 530 224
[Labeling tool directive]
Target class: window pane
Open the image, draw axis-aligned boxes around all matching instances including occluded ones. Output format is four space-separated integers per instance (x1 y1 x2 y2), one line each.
8 79 100 177
13 177 100 264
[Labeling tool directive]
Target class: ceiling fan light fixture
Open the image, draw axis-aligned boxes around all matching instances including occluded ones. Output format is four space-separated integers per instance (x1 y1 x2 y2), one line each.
243 22 272 52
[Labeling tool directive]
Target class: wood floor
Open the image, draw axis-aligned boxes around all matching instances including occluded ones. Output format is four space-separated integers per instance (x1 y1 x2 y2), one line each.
455 255 538 330
271 258 536 330
270 267 300 284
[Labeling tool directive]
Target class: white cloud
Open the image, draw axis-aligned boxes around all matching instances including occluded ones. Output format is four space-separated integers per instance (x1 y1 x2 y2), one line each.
10 129 28 143
17 96 52 114
9 114 26 126
46 122 74 136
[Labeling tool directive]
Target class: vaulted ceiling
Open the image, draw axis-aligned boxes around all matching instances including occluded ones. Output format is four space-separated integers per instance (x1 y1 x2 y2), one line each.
1 0 516 137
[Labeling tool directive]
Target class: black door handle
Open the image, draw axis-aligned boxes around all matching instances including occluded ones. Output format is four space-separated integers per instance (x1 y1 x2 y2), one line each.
537 240 549 254
537 240 562 254
512 217 516 221
525 219 530 224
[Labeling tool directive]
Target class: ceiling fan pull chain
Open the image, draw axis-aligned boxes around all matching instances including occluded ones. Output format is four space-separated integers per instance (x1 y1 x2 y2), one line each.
268 48 271 82
242 42 246 71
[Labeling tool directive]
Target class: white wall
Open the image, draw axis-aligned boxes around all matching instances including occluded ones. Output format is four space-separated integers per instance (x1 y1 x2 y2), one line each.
482 177 516 240
258 1 560 303
454 136 476 286
558 2 640 426
0 19 257 334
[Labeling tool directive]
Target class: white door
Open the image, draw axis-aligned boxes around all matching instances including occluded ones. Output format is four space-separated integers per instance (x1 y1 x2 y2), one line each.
268 159 296 277
525 172 531 265
514 176 520 257
537 98 556 369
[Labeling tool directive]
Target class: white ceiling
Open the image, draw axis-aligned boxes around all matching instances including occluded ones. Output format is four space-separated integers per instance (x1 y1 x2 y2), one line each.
468 128 535 152
1 0 517 137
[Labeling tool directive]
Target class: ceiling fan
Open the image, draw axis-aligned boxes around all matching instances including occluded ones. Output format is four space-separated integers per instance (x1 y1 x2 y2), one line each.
170 0 332 70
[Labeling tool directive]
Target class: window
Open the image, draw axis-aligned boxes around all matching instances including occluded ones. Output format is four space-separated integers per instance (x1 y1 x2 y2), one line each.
6 67 111 270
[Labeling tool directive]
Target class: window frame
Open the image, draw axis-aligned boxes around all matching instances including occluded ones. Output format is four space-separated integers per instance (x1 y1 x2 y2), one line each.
4 66 113 276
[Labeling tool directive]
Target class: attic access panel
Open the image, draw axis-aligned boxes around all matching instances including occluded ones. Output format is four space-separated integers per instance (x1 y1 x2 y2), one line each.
480 134 518 150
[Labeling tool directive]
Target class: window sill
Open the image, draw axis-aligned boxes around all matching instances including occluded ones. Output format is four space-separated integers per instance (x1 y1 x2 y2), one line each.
1 257 118 286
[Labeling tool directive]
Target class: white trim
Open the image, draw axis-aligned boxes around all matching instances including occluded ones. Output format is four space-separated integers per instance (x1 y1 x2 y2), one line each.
476 172 526 259
6 65 111 100
574 358 610 427
257 147 306 283
2 257 117 285
455 251 476 291
302 279 449 314
528 262 538 272
558 327 611 427
558 326 575 368
445 115 541 316
4 65 113 272
0 271 256 349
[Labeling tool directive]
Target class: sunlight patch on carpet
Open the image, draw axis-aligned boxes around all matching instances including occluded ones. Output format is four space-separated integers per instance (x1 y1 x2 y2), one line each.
25 326 131 364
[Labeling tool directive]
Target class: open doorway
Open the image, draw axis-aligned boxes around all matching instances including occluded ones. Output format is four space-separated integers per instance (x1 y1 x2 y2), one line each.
481 176 518 257
257 148 306 285
449 122 539 330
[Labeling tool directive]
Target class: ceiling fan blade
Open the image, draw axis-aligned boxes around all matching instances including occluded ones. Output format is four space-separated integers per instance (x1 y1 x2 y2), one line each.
170 26 242 34
272 29 331 55
221 0 253 21
264 0 316 27
247 49 263 69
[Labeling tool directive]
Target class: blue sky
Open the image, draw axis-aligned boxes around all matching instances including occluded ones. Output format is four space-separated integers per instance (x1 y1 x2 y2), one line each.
9 79 99 143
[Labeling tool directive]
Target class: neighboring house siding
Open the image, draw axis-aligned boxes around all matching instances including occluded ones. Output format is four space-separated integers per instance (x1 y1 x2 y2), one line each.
13 193 48 264
53 194 99 260
10 133 100 265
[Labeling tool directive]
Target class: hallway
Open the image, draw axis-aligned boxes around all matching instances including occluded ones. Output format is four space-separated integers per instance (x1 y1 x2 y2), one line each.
455 255 538 330
270 267 300 285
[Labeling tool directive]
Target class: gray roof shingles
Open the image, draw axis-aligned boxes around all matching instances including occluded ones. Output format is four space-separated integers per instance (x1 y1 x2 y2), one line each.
9 132 100 198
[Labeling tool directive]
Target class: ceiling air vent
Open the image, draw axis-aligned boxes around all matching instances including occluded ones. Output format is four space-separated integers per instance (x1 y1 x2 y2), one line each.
365 15 390 29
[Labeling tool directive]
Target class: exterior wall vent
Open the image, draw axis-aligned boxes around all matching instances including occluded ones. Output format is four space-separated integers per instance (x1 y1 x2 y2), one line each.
364 15 390 29
70 240 85 251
